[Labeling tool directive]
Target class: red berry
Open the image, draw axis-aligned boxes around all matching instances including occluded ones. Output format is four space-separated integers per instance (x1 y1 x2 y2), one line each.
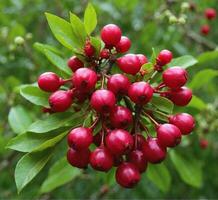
73 89 89 103
90 147 114 172
133 134 146 150
67 127 93 150
157 49 173 66
205 8 216 20
100 49 110 59
115 36 131 53
169 113 195 135
127 150 147 173
113 155 123 167
38 72 62 92
67 56 84 72
116 162 140 188
142 137 166 163
128 81 153 105
201 25 210 35
117 54 141 75
162 67 188 89
91 89 116 113
84 41 95 57
49 90 73 112
169 87 192 106
110 106 133 129
157 124 182 148
100 24 122 46
106 129 134 155
137 54 148 66
72 68 97 92
67 148 90 169
107 74 131 95
199 139 209 149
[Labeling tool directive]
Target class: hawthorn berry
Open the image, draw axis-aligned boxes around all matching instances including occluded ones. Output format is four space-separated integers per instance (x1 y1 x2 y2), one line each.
157 49 173 66
169 113 195 135
115 162 140 188
106 129 134 155
128 81 153 105
67 56 84 72
115 36 131 53
162 67 187 89
137 54 148 66
205 8 216 20
84 41 95 57
38 72 62 92
73 89 89 103
201 25 210 35
169 87 192 106
100 49 110 59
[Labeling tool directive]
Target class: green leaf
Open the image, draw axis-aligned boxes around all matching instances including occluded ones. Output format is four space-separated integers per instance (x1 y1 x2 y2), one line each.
34 42 63 56
8 106 32 134
20 85 49 107
189 69 218 90
150 48 157 64
45 13 77 49
170 150 202 188
151 96 174 114
198 50 218 65
170 55 197 69
84 3 97 35
90 36 102 56
187 95 206 110
15 149 53 193
146 163 171 192
141 62 154 72
40 157 81 193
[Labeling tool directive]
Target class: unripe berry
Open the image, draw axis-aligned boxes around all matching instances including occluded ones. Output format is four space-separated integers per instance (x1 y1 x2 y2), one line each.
38 72 62 92
199 139 209 149
157 49 173 66
67 56 84 72
142 137 166 163
169 113 195 135
128 81 153 105
91 89 116 113
204 8 216 20
162 67 188 89
100 24 122 46
106 129 134 155
49 90 73 112
169 87 192 106
67 148 90 169
67 127 93 150
115 36 131 53
201 25 210 35
110 106 133 129
72 68 97 92
84 41 95 57
100 49 110 59
133 134 146 150
90 147 114 172
137 54 148 66
157 124 182 148
116 162 140 188
117 54 141 75
127 150 147 173
107 74 131 95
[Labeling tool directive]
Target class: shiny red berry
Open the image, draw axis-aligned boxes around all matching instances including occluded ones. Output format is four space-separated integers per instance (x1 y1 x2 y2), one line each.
162 67 188 89
84 41 95 57
199 139 209 149
91 89 116 113
115 36 131 53
116 162 140 188
201 25 210 35
169 113 195 135
133 134 146 150
157 49 173 66
106 129 134 155
67 148 90 169
90 147 114 172
100 49 110 59
67 56 84 72
205 8 216 20
137 54 148 66
100 24 122 46
117 54 141 75
128 81 153 105
169 87 192 106
38 72 62 92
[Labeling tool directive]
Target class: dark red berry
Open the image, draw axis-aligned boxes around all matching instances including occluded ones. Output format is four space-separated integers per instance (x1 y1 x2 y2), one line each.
107 74 131 95
90 147 114 172
115 36 131 53
67 56 84 72
133 134 146 150
169 113 195 135
67 127 93 150
91 89 116 113
201 25 210 35
106 129 134 155
117 54 141 75
67 148 90 169
49 90 73 112
113 155 123 167
142 137 166 163
38 72 62 92
128 81 153 105
199 139 209 149
72 68 97 91
127 150 147 173
116 162 140 188
137 54 148 66
73 89 89 103
169 87 192 106
84 41 95 57
162 67 188 89
205 8 216 20
157 49 173 66
100 24 122 46
110 106 133 129
157 124 182 148
100 49 110 59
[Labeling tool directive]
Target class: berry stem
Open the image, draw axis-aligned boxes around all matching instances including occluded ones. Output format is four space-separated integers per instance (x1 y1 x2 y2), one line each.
60 78 72 84
152 110 169 118
90 117 99 131
101 74 105 89
153 90 170 95
142 111 159 127
155 82 166 90
147 70 157 83
139 121 151 137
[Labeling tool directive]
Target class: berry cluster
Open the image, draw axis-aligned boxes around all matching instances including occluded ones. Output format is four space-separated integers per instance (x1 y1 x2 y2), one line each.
37 24 195 188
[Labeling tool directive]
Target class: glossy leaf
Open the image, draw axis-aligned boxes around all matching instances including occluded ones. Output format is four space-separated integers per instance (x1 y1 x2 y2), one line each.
84 3 97 34
170 55 197 69
188 95 207 110
151 96 174 114
34 42 63 55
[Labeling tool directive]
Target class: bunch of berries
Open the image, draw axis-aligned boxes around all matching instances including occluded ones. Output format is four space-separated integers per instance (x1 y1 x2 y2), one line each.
37 24 195 188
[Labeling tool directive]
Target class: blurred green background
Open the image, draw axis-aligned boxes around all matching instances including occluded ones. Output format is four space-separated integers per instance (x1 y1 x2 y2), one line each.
1 0 218 199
